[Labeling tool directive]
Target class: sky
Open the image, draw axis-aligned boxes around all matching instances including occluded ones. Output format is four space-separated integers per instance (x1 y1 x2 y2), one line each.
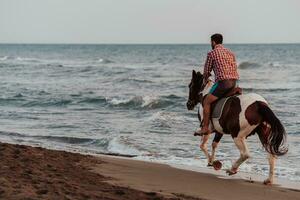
0 0 299 44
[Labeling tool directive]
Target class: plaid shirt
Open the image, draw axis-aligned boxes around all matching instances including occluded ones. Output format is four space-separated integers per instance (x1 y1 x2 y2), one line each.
203 44 239 82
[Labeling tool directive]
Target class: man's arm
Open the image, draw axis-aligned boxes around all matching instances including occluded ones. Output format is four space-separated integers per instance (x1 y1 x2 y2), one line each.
203 53 213 82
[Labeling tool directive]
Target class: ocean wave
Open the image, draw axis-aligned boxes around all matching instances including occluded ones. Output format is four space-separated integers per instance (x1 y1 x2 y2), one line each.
98 58 114 64
149 111 186 129
78 97 106 104
38 90 51 95
141 96 161 108
0 56 15 61
13 95 107 108
22 99 72 107
16 57 41 62
0 131 141 156
119 77 154 83
165 94 185 100
149 111 185 122
0 56 42 63
38 135 98 144
107 137 141 156
14 93 24 98
0 131 108 146
239 61 262 69
46 63 64 67
107 96 144 107
0 131 25 138
1 93 181 110
79 66 95 73
243 88 291 92
107 94 181 109
0 97 25 105
0 56 9 61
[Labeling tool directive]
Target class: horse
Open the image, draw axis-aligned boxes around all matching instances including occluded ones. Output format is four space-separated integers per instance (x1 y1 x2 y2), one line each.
186 70 288 185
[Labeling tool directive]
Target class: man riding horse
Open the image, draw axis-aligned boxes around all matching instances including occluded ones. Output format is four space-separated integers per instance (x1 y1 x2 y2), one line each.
195 33 239 136
187 34 288 185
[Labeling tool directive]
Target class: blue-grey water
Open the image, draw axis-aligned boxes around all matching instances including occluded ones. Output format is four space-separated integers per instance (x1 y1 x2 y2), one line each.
0 44 299 182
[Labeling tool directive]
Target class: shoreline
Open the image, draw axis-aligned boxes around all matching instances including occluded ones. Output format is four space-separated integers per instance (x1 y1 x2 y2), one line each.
0 142 299 200
95 155 300 200
98 154 300 191
169 163 300 191
4 140 300 188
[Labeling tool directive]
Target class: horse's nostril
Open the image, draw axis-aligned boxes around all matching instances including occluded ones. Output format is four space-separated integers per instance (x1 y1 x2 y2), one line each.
186 101 193 110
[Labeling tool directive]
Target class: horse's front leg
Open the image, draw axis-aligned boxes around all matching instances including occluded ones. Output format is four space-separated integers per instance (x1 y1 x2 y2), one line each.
264 153 276 185
210 132 223 163
210 141 218 164
199 134 212 166
227 136 250 175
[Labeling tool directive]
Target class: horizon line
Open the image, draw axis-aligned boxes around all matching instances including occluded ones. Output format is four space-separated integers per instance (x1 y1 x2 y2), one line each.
0 42 299 45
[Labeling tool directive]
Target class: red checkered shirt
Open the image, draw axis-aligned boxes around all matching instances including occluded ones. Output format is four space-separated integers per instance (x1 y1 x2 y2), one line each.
203 44 239 82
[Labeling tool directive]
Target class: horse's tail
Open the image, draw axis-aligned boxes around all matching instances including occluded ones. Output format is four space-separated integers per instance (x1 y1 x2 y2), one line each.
257 101 288 156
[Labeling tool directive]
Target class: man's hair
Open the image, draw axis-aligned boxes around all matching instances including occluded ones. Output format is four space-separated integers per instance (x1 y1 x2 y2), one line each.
211 33 223 44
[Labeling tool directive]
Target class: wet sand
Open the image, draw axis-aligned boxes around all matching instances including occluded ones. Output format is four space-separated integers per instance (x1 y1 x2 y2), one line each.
0 142 299 200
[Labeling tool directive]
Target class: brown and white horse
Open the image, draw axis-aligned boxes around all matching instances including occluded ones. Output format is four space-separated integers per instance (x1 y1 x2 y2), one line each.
186 70 288 185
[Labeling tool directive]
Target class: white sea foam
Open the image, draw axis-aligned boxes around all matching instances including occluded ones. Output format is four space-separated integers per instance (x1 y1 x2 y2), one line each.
107 137 141 156
141 95 159 107
148 111 186 124
0 56 41 62
0 56 8 61
108 97 131 105
107 95 162 108
16 57 41 62
98 58 114 64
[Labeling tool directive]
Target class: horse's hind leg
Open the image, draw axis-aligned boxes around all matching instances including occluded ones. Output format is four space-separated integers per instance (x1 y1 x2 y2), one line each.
227 136 250 175
256 123 276 185
199 134 212 166
264 153 276 185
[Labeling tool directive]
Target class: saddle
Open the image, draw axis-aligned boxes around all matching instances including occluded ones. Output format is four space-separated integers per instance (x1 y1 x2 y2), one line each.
223 87 242 97
211 87 242 119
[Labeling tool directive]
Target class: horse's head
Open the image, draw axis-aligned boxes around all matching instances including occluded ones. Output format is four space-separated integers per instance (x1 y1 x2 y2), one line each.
186 70 205 110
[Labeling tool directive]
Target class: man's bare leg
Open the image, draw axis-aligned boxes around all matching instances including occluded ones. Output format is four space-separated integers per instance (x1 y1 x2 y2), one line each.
195 94 218 135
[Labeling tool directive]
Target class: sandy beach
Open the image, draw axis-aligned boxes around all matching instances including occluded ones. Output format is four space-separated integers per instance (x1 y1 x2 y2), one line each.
0 142 299 200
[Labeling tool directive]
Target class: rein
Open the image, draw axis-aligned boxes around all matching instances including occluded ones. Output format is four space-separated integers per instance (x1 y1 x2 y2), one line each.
197 106 203 127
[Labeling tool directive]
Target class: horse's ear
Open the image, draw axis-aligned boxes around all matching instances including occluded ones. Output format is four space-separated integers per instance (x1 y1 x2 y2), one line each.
196 71 203 77
192 70 197 79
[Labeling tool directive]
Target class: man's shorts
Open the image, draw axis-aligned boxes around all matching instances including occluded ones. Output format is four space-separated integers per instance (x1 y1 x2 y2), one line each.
209 79 237 98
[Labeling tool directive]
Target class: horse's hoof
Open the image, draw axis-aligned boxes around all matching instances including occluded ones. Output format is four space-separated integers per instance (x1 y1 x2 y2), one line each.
263 179 273 185
207 163 213 167
212 160 222 170
226 168 238 175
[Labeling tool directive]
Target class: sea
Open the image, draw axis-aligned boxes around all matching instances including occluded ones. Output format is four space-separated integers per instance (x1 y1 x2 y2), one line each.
0 44 299 182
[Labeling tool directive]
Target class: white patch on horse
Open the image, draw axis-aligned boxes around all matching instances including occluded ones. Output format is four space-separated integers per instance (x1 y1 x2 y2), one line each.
237 93 268 137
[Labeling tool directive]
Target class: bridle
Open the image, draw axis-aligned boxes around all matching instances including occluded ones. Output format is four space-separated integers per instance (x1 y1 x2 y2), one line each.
187 79 206 108
187 79 208 126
